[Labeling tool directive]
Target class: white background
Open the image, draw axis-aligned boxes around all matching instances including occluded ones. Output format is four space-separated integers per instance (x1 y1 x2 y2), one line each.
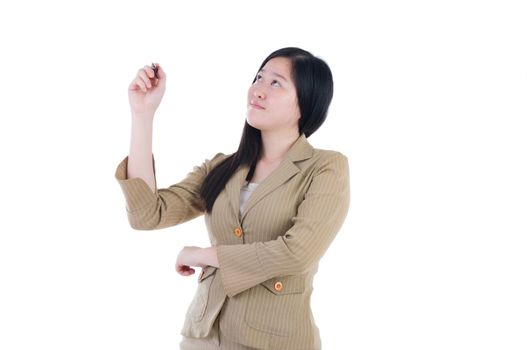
1 1 526 349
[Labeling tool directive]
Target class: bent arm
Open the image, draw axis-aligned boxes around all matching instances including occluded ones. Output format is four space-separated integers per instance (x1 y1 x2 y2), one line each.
115 152 227 230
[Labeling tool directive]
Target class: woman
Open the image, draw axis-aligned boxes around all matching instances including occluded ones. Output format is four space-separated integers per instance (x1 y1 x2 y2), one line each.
115 47 350 349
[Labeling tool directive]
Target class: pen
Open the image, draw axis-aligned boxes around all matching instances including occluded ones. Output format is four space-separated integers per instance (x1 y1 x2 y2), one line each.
151 62 158 79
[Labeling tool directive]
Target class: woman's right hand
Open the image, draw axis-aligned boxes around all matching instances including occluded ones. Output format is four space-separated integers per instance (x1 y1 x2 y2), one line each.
128 63 166 117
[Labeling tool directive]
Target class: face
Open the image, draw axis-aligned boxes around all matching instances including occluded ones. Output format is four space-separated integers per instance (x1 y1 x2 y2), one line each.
246 57 301 133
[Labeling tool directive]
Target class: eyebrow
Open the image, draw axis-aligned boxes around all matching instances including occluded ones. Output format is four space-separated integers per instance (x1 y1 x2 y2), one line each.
259 69 288 82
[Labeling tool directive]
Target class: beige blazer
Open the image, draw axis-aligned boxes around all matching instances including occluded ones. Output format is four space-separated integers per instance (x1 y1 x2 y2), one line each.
114 133 350 349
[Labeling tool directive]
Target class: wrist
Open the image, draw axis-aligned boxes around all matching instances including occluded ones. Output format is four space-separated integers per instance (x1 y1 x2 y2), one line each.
202 247 219 268
131 112 155 123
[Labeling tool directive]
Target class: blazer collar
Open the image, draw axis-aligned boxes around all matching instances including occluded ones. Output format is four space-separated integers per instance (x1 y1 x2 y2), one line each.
225 133 314 223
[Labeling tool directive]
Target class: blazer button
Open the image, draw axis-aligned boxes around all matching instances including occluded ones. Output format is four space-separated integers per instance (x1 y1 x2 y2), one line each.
234 227 243 237
274 281 283 292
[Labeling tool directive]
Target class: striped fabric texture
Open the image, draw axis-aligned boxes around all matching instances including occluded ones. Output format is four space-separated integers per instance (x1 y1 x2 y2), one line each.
114 133 350 350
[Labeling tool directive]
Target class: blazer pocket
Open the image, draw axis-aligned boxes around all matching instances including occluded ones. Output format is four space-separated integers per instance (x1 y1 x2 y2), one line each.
245 275 306 336
185 266 217 321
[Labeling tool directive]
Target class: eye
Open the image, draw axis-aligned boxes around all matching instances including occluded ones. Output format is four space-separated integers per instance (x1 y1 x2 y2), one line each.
255 74 281 87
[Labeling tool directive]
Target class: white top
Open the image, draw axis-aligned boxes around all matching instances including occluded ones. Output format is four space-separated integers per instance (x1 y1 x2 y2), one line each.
240 180 259 216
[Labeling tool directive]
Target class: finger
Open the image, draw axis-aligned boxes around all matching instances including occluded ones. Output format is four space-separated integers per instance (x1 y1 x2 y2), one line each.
133 77 147 92
144 65 156 79
137 69 152 88
180 266 194 273
128 78 146 92
153 63 165 80
176 266 195 276
128 79 139 91
149 64 161 86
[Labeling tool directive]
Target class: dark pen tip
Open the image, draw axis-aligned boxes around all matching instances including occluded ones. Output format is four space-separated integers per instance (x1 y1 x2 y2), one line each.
151 62 158 78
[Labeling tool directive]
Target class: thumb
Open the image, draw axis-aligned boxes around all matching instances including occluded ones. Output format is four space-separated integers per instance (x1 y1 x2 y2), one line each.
154 63 166 80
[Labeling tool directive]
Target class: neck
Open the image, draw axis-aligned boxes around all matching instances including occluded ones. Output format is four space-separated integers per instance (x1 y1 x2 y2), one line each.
259 129 300 163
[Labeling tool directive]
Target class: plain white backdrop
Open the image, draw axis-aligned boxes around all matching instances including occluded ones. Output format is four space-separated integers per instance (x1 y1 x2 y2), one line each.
0 0 526 349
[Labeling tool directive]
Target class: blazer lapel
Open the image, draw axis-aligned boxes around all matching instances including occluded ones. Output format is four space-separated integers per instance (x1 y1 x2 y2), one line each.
224 133 314 223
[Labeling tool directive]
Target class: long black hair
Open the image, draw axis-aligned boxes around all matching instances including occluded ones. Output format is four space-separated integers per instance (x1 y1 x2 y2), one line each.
199 47 334 213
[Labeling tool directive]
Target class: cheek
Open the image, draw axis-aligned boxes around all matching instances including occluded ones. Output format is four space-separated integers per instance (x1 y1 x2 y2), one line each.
285 98 301 123
283 95 299 114
247 84 256 96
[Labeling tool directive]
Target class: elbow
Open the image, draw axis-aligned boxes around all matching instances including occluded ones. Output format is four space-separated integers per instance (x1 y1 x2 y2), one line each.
127 213 160 231
129 223 156 231
295 247 331 274
129 221 156 231
290 253 313 275
298 256 320 274
287 254 309 275
125 200 172 230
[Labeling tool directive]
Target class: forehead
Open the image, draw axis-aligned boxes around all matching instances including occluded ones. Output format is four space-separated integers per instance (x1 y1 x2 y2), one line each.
261 57 291 76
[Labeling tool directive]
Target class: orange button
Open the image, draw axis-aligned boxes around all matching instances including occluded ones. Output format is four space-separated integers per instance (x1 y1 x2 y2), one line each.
274 281 283 292
234 227 243 237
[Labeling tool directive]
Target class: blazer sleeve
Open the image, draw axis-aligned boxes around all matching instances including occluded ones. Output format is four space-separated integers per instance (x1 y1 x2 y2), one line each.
216 152 350 298
114 152 227 230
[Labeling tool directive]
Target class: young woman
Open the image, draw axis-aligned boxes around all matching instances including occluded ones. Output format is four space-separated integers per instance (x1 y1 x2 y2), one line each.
115 47 350 350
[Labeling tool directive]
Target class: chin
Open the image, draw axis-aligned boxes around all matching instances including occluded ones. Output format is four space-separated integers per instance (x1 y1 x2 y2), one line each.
246 118 262 130
246 112 262 128
247 118 272 131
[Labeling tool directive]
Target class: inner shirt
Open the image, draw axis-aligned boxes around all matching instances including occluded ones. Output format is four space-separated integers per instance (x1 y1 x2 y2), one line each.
240 180 259 216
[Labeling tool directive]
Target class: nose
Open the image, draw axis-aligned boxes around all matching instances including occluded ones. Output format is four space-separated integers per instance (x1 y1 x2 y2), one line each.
253 89 265 99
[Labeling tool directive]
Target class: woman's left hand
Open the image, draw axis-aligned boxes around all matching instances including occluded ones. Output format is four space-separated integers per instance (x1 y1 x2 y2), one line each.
175 246 205 276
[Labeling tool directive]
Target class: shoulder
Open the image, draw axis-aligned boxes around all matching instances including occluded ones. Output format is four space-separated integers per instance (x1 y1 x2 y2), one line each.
311 147 349 169
208 152 231 165
297 146 349 177
206 152 232 168
312 148 348 161
189 152 231 175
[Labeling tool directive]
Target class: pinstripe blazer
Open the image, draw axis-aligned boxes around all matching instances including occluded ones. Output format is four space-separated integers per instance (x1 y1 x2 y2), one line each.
114 133 350 349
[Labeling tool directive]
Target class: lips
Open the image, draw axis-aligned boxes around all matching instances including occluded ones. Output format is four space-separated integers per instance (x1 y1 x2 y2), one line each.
249 101 265 109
